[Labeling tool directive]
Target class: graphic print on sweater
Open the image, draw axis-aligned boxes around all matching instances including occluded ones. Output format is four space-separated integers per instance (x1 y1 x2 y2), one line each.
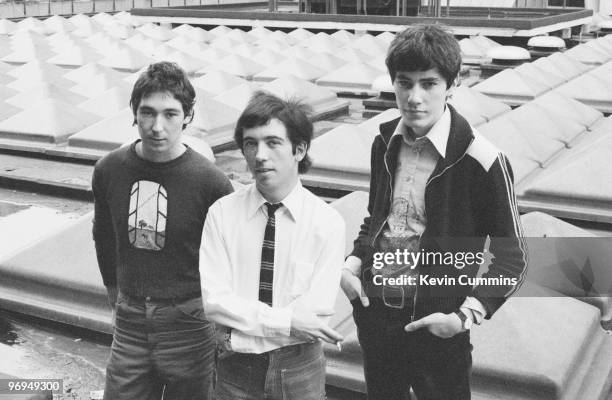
128 180 167 251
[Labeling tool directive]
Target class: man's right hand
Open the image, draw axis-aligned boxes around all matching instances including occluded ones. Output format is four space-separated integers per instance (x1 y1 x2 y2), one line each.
290 307 343 345
340 269 369 307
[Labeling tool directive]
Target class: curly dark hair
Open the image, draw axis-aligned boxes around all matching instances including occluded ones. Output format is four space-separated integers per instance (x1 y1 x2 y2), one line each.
386 24 461 88
130 61 196 128
234 91 313 174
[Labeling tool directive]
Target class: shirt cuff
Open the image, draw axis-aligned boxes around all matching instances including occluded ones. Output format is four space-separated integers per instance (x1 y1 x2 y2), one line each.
260 305 293 337
461 296 486 325
343 255 362 276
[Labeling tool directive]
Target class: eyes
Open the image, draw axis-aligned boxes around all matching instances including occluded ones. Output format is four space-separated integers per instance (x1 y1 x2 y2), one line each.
138 109 182 121
395 79 438 90
243 139 283 152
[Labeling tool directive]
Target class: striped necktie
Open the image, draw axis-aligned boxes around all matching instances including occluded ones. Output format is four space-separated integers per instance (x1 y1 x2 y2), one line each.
259 202 282 306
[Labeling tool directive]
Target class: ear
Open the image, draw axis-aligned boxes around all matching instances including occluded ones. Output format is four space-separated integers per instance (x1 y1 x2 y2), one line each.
184 109 194 125
295 141 307 162
446 78 459 100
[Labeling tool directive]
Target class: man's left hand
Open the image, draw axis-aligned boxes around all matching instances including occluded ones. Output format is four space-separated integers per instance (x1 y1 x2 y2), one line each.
404 312 462 338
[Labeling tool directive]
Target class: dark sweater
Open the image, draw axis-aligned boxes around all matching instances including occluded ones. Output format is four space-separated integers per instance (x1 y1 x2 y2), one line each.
92 141 233 299
351 105 528 320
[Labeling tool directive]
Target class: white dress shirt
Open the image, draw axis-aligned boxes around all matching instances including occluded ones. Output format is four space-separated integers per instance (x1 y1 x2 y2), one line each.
199 181 345 353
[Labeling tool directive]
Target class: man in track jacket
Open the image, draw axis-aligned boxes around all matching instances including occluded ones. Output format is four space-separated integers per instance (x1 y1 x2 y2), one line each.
340 24 528 400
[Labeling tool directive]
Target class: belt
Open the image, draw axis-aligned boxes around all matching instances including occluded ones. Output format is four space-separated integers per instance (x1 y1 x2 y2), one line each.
119 291 201 304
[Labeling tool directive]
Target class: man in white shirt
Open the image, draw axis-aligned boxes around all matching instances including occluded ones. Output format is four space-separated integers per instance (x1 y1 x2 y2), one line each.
199 91 345 400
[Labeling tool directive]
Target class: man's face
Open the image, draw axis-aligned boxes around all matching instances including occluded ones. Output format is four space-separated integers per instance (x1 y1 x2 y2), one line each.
135 91 189 162
393 68 452 137
242 118 305 201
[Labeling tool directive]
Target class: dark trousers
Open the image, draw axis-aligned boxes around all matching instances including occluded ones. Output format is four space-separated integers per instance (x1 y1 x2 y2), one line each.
104 292 216 400
352 298 472 400
215 341 326 400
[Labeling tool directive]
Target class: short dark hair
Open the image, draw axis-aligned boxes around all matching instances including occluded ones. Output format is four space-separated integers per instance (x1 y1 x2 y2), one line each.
234 91 313 174
386 24 461 88
130 61 196 128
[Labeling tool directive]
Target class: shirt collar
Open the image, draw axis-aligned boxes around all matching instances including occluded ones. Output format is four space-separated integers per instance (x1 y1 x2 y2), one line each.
391 106 450 158
246 181 303 222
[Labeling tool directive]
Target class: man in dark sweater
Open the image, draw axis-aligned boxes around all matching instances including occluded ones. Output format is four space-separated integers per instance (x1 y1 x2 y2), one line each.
340 25 528 399
92 62 233 400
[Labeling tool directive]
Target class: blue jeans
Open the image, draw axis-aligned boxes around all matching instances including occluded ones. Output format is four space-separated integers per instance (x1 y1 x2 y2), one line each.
352 298 472 400
104 292 216 400
215 341 326 400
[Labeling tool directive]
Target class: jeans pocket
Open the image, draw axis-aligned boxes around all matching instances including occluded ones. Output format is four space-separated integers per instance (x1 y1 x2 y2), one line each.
174 297 208 322
281 355 325 400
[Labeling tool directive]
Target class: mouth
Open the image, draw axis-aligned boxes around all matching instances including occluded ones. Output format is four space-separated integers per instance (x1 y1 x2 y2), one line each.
255 168 274 174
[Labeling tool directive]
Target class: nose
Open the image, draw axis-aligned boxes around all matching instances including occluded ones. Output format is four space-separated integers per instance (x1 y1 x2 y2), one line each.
406 85 423 105
152 114 164 133
255 141 268 162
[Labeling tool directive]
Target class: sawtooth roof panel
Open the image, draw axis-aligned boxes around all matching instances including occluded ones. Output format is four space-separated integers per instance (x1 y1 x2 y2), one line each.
554 73 612 113
532 91 603 130
564 43 610 65
78 85 132 118
476 118 544 182
261 75 349 120
6 83 89 108
250 49 286 68
505 102 586 146
205 54 264 80
305 124 372 190
63 62 128 83
67 108 137 151
482 115 565 165
155 50 209 75
7 73 75 93
70 73 125 98
189 97 240 149
288 28 314 41
254 37 291 53
43 15 76 33
192 70 247 96
213 82 260 112
473 68 550 105
247 26 272 40
330 30 354 44
449 85 511 125
0 19 17 35
0 98 100 144
316 62 381 91
349 34 386 56
254 58 326 82
521 132 612 220
209 25 232 37
46 46 103 67
514 62 565 90
0 101 21 120
99 47 153 72
183 27 214 43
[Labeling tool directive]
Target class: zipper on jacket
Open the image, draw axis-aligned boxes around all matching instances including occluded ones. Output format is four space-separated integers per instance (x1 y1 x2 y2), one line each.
370 140 394 247
409 137 475 322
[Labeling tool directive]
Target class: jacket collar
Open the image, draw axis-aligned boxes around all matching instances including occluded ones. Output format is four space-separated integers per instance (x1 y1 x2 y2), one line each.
379 103 474 170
